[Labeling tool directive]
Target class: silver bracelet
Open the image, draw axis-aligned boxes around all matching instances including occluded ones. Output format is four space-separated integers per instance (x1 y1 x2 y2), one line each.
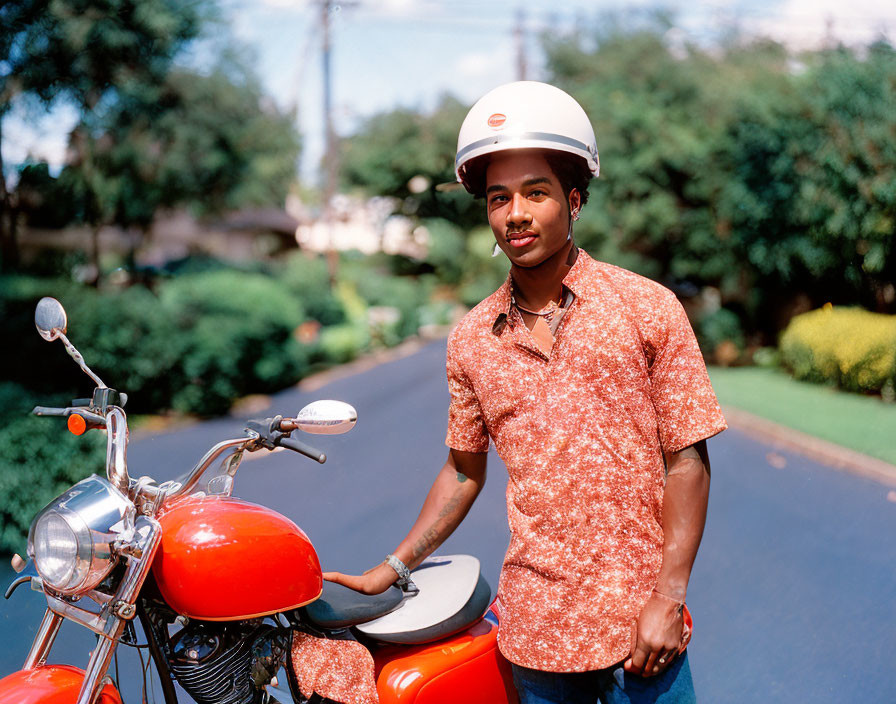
384 554 411 586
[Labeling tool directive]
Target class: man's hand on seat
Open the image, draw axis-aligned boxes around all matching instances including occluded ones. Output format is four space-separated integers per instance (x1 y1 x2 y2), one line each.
323 562 399 595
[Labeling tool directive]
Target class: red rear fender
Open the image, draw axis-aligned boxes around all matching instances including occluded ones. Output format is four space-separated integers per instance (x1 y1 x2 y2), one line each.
0 665 122 704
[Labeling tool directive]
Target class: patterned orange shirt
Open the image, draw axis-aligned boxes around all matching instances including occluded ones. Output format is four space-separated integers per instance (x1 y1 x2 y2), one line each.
445 250 727 672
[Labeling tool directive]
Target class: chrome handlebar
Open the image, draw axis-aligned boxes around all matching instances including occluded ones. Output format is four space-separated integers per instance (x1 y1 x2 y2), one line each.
105 408 130 495
37 401 328 514
109 419 256 511
97 405 256 510
102 409 327 513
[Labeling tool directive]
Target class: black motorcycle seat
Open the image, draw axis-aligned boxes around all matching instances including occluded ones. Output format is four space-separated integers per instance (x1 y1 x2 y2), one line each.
303 581 405 629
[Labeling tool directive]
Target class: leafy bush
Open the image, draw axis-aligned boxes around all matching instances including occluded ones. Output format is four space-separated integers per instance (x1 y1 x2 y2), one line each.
67 286 182 411
424 218 466 285
458 227 509 308
340 255 425 342
780 306 896 395
158 270 309 415
279 253 347 326
314 323 369 365
419 300 456 329
0 275 87 396
1 270 313 417
0 384 106 554
2 254 438 419
752 347 781 369
697 307 745 361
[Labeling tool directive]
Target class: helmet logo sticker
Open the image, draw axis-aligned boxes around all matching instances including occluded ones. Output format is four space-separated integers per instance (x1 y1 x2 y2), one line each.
487 113 506 130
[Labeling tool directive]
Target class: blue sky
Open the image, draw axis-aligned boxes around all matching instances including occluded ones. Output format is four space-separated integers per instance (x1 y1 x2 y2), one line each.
5 0 894 184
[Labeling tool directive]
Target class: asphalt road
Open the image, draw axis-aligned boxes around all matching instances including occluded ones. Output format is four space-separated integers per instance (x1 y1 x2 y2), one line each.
2 338 895 702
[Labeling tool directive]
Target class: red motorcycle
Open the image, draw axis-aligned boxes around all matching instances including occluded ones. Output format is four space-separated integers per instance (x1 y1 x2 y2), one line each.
0 297 518 704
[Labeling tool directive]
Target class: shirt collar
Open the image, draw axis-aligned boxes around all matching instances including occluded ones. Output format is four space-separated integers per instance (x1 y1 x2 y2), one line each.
490 248 592 335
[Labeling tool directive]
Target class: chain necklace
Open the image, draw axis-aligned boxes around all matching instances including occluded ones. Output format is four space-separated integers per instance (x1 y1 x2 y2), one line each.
511 288 561 323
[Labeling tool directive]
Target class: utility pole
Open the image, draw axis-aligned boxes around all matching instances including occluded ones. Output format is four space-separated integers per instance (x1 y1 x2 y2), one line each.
320 0 339 285
514 8 527 81
308 0 357 285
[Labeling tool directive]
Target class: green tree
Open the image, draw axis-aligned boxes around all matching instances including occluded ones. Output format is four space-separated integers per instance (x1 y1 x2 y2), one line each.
340 95 480 230
72 56 301 263
714 42 896 339
0 0 211 273
543 16 895 339
544 19 790 288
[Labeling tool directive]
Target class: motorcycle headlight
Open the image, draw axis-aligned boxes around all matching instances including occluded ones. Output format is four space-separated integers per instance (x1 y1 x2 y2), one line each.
32 510 91 591
28 475 134 595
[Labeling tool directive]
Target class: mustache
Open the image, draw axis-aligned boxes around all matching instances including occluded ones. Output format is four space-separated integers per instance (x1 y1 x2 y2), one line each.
505 230 535 237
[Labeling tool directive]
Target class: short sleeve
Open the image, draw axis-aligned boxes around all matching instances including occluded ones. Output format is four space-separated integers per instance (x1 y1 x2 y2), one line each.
444 332 490 453
644 290 728 453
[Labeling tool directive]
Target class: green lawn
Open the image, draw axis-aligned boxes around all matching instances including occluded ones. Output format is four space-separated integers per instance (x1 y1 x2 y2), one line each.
707 366 896 465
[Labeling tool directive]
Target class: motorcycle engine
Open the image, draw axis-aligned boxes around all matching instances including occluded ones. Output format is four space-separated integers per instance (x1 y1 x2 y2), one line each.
168 621 287 704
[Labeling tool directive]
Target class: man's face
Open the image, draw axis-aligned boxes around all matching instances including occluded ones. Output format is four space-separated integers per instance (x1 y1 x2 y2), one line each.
485 150 575 268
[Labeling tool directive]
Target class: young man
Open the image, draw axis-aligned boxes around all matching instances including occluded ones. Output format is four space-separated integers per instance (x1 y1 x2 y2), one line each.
325 81 727 703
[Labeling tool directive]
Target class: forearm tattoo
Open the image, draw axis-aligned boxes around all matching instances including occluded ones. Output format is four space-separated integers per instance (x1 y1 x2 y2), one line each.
412 527 440 558
412 486 467 558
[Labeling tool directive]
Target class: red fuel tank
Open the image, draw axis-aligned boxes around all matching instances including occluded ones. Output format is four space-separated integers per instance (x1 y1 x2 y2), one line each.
152 496 322 620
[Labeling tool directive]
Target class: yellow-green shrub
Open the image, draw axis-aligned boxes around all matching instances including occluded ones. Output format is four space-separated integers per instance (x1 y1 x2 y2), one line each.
780 306 896 395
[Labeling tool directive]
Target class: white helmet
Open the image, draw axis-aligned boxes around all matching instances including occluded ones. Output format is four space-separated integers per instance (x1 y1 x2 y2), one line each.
455 81 599 193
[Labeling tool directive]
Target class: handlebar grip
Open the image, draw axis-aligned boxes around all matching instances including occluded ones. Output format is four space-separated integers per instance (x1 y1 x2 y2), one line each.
32 406 69 417
32 406 105 424
275 436 327 464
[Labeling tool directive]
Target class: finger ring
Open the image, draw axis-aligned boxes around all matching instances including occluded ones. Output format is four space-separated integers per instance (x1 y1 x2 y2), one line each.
658 656 667 664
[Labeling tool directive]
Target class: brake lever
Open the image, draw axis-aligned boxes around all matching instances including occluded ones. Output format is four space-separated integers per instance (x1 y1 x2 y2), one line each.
245 416 327 464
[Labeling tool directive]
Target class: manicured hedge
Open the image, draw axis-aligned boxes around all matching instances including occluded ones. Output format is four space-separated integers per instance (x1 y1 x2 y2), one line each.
780 306 896 395
1 271 312 417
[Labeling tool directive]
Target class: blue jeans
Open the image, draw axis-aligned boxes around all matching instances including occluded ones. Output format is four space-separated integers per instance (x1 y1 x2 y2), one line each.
511 652 696 704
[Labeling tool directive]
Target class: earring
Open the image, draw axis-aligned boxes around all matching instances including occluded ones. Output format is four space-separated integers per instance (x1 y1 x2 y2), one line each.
572 210 580 221
492 243 502 257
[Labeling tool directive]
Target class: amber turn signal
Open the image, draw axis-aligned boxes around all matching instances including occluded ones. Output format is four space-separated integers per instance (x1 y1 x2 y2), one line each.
67 413 88 435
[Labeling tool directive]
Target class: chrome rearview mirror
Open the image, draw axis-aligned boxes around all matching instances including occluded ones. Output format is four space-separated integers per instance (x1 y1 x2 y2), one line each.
34 296 107 389
35 297 68 341
293 400 357 435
